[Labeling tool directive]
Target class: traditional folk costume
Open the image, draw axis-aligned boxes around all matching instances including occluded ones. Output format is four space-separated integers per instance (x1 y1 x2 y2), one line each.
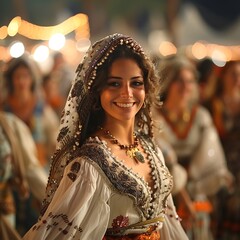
3 81 58 233
152 105 232 240
0 112 47 239
23 34 188 240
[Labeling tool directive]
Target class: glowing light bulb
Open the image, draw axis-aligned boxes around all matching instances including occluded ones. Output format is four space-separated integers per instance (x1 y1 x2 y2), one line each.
9 41 25 58
33 45 49 62
49 33 66 50
8 16 21 36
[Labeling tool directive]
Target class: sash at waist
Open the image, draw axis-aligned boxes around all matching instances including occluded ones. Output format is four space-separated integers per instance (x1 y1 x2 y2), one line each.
103 226 160 240
105 216 164 237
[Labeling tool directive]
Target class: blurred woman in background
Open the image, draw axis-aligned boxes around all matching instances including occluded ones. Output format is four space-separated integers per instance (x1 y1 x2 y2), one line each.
0 111 47 238
1 55 58 234
206 60 240 240
152 56 233 240
2 55 59 169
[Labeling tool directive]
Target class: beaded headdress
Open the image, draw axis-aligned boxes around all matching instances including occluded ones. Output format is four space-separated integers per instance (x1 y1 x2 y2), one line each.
41 33 156 214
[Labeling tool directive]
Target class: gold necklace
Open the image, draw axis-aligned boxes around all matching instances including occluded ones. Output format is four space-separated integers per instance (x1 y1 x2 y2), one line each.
100 127 145 163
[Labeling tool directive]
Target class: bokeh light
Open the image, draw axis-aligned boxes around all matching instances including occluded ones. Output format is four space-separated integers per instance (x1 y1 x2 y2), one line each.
211 49 227 67
159 41 177 56
191 42 207 60
49 33 66 50
76 38 91 53
9 41 25 58
33 45 50 62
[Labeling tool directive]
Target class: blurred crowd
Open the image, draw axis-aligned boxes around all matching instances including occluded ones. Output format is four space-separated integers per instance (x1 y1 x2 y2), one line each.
152 56 240 240
0 47 239 240
0 52 73 239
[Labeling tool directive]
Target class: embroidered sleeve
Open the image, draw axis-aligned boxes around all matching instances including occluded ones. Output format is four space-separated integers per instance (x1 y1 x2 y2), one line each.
23 158 111 240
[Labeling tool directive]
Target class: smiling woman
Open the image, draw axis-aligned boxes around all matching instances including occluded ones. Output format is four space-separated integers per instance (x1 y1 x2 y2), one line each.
22 33 188 240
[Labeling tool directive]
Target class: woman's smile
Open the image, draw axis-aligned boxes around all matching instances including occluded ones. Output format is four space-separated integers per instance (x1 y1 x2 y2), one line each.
114 102 136 108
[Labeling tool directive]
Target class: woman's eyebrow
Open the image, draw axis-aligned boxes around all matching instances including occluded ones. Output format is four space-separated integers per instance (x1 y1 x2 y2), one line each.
107 76 143 80
131 76 144 80
107 76 122 80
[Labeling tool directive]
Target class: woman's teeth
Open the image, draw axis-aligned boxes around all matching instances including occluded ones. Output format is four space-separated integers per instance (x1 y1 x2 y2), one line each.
116 103 134 108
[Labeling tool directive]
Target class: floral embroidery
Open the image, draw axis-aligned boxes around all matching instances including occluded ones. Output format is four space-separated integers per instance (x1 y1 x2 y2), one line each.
71 162 81 173
79 143 145 206
112 215 129 228
57 126 69 142
67 162 81 182
71 80 83 98
67 172 77 182
77 136 173 220
32 211 83 237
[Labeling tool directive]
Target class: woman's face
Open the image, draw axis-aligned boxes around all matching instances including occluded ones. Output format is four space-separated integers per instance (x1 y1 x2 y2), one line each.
12 65 33 94
100 58 145 124
167 68 196 103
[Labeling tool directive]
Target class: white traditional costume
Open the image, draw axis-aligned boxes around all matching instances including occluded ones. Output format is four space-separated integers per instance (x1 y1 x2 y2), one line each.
23 33 188 240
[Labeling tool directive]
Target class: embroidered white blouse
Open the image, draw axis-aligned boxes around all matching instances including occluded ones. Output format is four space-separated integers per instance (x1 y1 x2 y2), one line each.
23 136 188 240
152 106 232 197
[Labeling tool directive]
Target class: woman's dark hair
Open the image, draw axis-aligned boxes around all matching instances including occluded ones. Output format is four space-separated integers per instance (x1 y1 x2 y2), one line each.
85 44 159 137
197 58 215 85
4 56 37 94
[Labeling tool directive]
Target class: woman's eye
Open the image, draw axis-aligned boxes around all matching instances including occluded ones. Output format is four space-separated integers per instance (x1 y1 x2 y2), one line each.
107 81 120 87
132 81 144 87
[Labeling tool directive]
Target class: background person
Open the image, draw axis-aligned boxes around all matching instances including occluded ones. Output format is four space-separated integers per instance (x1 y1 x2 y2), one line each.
152 56 233 240
0 111 48 238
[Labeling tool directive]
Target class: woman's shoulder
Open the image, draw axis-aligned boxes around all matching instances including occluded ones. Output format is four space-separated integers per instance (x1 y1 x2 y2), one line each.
197 105 211 114
1 111 27 130
196 105 213 126
78 137 108 163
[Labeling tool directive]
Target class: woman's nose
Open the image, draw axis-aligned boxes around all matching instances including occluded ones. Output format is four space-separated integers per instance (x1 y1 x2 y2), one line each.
120 84 133 98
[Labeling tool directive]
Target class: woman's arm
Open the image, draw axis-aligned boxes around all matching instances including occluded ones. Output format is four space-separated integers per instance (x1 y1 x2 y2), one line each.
23 158 111 240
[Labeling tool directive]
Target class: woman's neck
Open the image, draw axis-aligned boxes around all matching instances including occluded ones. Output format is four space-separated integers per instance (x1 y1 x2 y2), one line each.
164 98 188 113
101 121 135 145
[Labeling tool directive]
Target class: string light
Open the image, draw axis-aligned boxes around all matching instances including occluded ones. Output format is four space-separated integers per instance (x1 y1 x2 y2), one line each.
191 42 207 60
159 41 177 56
1 13 89 40
0 26 8 39
0 13 90 63
7 16 21 37
1 13 240 64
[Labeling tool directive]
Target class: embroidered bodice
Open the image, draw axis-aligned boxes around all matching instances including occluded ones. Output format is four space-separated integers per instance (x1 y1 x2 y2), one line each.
79 135 173 222
23 134 189 240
